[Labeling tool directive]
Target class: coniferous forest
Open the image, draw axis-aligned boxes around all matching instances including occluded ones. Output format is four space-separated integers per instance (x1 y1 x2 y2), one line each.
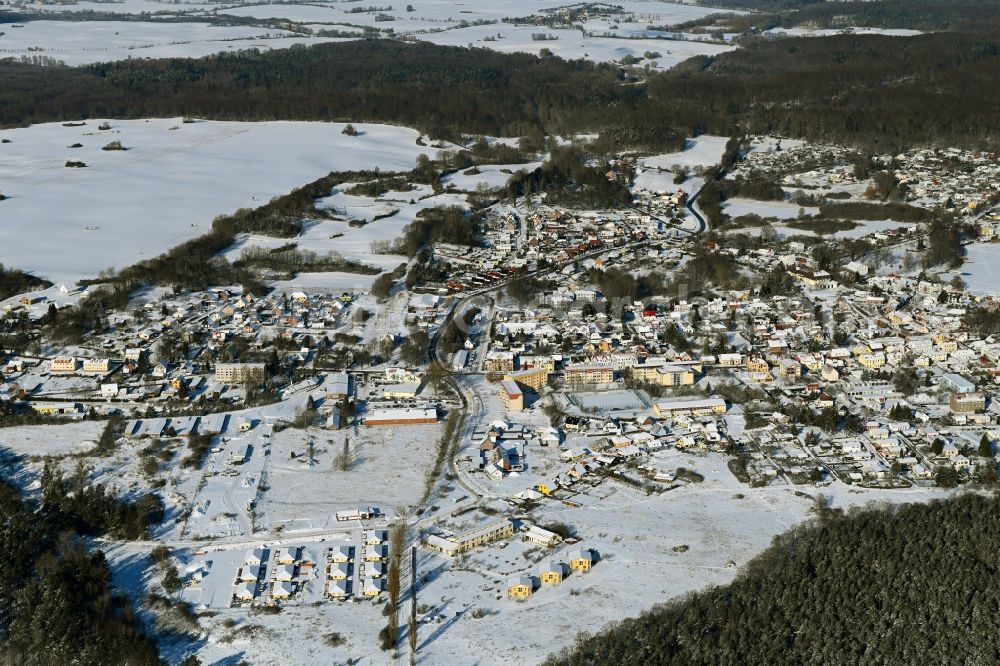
545 493 1000 666
0 478 162 666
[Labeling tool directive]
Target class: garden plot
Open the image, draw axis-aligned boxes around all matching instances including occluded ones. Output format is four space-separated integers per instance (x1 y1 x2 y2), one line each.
182 425 268 540
0 20 344 64
0 118 437 285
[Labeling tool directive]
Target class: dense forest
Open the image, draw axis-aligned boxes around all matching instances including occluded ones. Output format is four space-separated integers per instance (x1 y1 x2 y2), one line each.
3 32 1000 152
546 492 1000 666
0 477 163 665
0 41 678 151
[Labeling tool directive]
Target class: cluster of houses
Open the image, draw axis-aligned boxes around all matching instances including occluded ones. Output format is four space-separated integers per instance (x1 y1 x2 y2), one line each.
723 138 1000 218
425 206 649 295
232 546 316 603
507 549 596 600
324 528 388 600
0 287 368 410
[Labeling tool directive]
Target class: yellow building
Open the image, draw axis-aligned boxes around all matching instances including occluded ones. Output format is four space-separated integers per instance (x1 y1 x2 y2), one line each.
950 392 985 414
271 583 293 599
564 364 614 387
82 358 111 374
508 576 535 600
215 362 268 384
499 380 524 412
570 549 594 573
631 363 695 387
799 354 823 372
424 519 516 557
747 372 774 384
717 353 743 367
746 356 769 374
858 353 886 369
32 403 84 416
328 563 349 580
50 357 77 374
364 545 387 562
484 351 517 373
504 367 549 391
540 562 566 585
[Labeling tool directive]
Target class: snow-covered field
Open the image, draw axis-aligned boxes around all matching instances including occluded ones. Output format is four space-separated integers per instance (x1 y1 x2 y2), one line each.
224 190 469 274
442 162 542 192
0 421 104 458
212 0 727 31
8 0 735 66
418 23 734 69
24 0 217 14
0 20 346 64
641 135 731 172
0 118 444 285
950 242 1000 295
255 422 444 531
739 218 915 241
723 197 817 220
765 27 922 38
